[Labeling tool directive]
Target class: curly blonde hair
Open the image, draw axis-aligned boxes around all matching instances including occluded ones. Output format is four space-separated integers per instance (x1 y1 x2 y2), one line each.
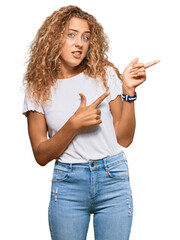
22 5 122 107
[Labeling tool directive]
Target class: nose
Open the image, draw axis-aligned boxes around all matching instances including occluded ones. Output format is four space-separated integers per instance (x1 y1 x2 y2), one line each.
75 36 83 48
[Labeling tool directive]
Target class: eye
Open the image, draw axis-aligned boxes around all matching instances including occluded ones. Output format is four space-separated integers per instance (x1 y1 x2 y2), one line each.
82 36 89 40
68 33 75 38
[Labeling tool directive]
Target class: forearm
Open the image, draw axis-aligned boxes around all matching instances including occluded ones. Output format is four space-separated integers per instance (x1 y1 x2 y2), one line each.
35 118 78 166
116 88 136 147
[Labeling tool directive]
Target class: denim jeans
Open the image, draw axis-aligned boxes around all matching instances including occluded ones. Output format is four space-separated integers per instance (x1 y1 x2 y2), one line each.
48 151 133 240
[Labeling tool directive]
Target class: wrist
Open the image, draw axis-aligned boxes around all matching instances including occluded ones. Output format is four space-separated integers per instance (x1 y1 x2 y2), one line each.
122 86 137 102
68 116 80 132
122 87 135 96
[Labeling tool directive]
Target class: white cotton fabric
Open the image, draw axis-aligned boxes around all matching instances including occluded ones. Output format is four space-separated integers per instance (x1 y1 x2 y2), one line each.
22 66 123 163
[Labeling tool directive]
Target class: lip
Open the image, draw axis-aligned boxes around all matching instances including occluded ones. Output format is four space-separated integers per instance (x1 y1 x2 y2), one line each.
72 51 82 59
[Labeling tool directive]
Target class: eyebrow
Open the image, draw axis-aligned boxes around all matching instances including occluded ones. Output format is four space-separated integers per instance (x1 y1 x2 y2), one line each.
68 29 91 34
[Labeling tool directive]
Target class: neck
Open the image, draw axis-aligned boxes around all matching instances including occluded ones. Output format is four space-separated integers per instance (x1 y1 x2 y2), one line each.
58 63 84 79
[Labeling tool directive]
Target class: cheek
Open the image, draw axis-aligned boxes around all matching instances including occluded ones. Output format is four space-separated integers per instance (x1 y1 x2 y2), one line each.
84 43 90 55
60 50 69 60
61 40 73 52
61 44 72 58
66 38 74 45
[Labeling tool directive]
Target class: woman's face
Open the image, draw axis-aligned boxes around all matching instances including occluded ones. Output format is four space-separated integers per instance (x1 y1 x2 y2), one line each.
60 17 91 74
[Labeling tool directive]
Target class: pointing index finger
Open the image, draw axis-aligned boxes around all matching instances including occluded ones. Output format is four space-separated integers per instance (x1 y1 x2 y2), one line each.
144 60 160 69
90 91 110 108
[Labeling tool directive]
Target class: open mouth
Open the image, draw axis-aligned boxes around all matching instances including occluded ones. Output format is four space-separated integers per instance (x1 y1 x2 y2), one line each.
72 51 82 58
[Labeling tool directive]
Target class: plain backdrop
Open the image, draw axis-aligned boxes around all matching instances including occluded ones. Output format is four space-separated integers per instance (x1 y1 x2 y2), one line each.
0 0 180 239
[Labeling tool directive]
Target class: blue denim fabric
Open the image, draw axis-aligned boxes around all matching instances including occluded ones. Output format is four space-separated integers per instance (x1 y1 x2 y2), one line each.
48 151 133 240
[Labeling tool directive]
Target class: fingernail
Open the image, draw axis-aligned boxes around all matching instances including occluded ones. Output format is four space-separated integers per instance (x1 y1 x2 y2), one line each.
130 72 134 75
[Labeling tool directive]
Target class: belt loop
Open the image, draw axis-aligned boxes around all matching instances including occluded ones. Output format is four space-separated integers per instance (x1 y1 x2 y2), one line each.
122 151 127 160
103 156 108 171
89 160 92 172
68 163 72 175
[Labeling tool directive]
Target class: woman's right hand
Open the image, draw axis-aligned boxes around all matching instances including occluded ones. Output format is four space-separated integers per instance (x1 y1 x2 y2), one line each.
70 91 110 130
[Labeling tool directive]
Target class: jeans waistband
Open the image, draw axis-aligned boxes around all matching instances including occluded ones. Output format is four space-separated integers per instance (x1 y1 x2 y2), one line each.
55 151 127 171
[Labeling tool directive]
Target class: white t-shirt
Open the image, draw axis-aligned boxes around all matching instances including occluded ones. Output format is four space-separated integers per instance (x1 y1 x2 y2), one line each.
22 66 123 163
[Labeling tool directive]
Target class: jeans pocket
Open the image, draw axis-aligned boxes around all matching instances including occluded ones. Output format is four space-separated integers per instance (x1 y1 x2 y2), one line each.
106 160 129 180
52 163 72 182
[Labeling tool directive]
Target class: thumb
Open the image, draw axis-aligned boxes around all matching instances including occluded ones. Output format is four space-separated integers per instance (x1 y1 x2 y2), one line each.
130 57 139 66
79 93 86 107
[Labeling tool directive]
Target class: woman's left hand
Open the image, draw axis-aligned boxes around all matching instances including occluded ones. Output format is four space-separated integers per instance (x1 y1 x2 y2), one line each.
122 58 160 95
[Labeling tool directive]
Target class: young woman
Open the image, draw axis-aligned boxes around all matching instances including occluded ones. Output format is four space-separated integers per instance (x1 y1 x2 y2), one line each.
22 5 159 240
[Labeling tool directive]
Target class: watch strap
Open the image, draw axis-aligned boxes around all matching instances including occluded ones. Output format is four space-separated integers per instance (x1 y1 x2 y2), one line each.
122 92 137 102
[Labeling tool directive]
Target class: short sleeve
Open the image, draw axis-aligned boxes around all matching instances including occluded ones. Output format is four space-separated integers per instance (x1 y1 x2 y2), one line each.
106 66 122 103
22 88 45 117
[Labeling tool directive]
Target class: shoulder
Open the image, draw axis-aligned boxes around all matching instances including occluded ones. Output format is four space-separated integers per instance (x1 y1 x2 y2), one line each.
104 66 121 82
22 86 45 117
105 65 116 75
104 66 122 86
104 66 123 103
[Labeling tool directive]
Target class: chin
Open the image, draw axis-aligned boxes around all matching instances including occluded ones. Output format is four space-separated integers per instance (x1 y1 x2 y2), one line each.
70 59 84 67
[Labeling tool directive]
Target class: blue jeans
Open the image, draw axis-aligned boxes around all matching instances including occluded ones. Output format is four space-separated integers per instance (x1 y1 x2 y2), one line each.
48 151 133 240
